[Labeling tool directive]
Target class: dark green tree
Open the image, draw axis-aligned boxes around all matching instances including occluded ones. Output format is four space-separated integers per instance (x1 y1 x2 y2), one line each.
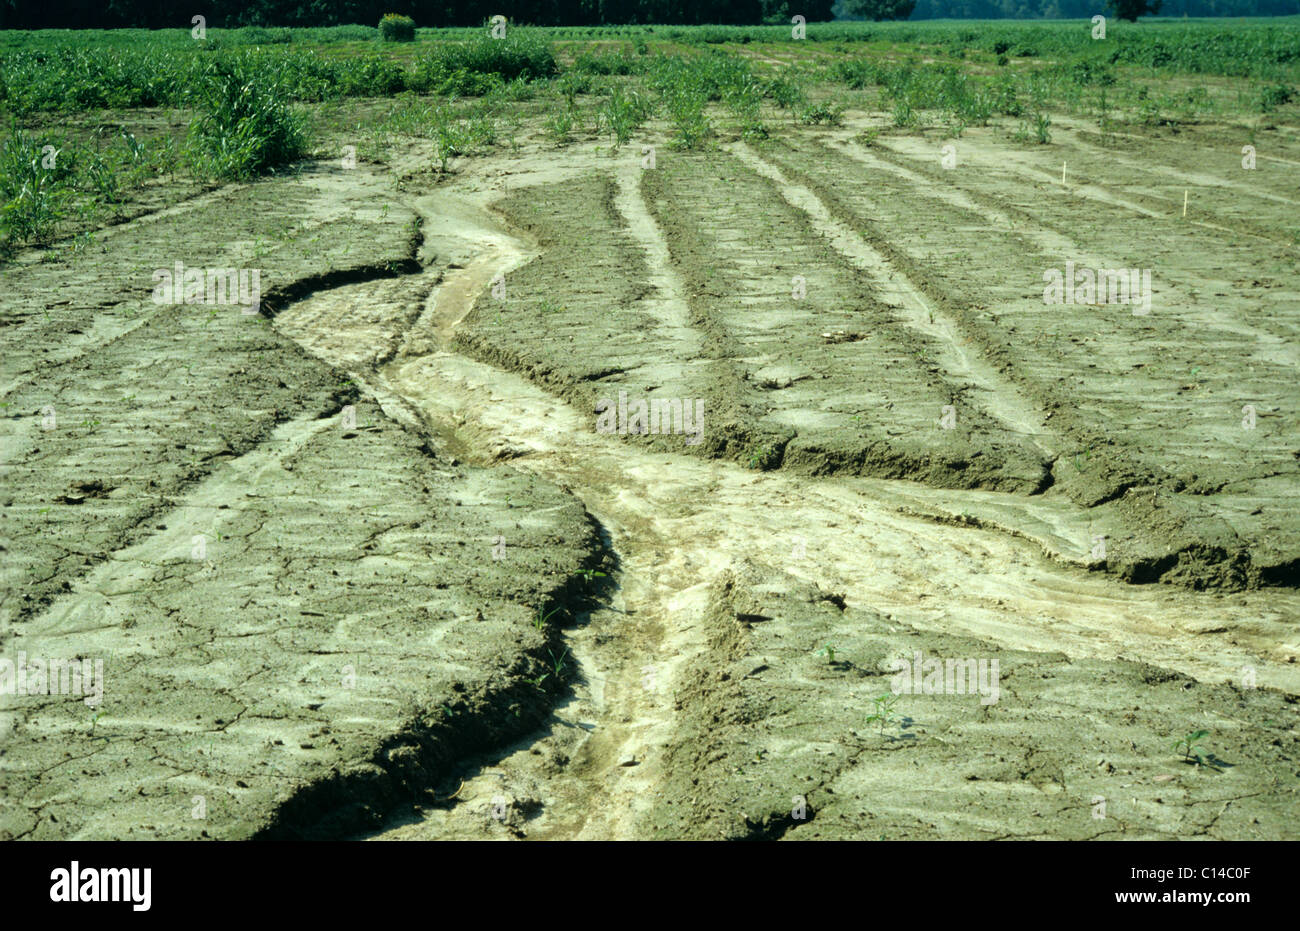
761 0 838 23
840 0 917 20
1108 0 1163 19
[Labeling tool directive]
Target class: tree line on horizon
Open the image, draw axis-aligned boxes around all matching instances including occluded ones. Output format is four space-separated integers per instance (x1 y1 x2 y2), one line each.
1 0 1295 30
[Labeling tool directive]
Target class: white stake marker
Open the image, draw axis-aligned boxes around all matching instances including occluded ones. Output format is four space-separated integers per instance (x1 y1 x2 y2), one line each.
1183 189 1188 217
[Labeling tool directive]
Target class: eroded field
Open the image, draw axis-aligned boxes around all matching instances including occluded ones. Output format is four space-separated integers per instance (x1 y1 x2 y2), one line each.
1 32 1298 840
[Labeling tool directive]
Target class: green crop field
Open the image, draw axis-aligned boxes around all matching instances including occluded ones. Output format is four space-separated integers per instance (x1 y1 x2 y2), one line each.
3 18 1298 253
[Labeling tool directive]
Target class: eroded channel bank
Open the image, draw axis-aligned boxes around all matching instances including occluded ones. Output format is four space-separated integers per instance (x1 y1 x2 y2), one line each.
4 138 1297 839
272 153 1299 839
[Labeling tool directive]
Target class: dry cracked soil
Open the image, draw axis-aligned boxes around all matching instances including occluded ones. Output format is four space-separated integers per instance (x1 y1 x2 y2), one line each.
1 110 1298 840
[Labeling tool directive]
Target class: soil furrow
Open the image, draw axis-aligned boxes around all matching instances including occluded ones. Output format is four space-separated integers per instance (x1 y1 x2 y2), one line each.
265 169 1299 838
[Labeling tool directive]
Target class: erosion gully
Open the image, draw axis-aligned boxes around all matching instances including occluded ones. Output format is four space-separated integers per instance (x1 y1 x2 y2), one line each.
272 156 1299 840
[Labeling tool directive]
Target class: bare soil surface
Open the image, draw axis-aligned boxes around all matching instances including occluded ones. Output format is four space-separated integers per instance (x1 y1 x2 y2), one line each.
3 110 1297 840
0 164 601 840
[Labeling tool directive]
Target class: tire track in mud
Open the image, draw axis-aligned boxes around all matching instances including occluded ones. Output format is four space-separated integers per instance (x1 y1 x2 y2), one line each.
809 129 1297 372
822 133 1169 287
270 176 1300 838
1072 120 1300 171
637 149 1049 493
823 132 1298 364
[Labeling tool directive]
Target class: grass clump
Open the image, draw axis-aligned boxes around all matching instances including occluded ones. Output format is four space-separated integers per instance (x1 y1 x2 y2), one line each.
572 49 645 76
600 86 652 146
799 101 845 125
1260 83 1294 112
0 129 67 251
187 58 309 179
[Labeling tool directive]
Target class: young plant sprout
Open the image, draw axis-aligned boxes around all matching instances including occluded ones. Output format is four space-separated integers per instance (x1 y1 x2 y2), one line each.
866 693 901 737
1172 729 1211 766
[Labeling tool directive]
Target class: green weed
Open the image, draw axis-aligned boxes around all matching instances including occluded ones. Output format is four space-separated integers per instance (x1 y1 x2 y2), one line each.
187 56 309 179
1172 728 1211 765
866 693 902 737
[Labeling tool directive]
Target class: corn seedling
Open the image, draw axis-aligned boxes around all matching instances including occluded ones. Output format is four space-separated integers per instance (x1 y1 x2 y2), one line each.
531 605 561 631
548 647 569 680
745 444 773 469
